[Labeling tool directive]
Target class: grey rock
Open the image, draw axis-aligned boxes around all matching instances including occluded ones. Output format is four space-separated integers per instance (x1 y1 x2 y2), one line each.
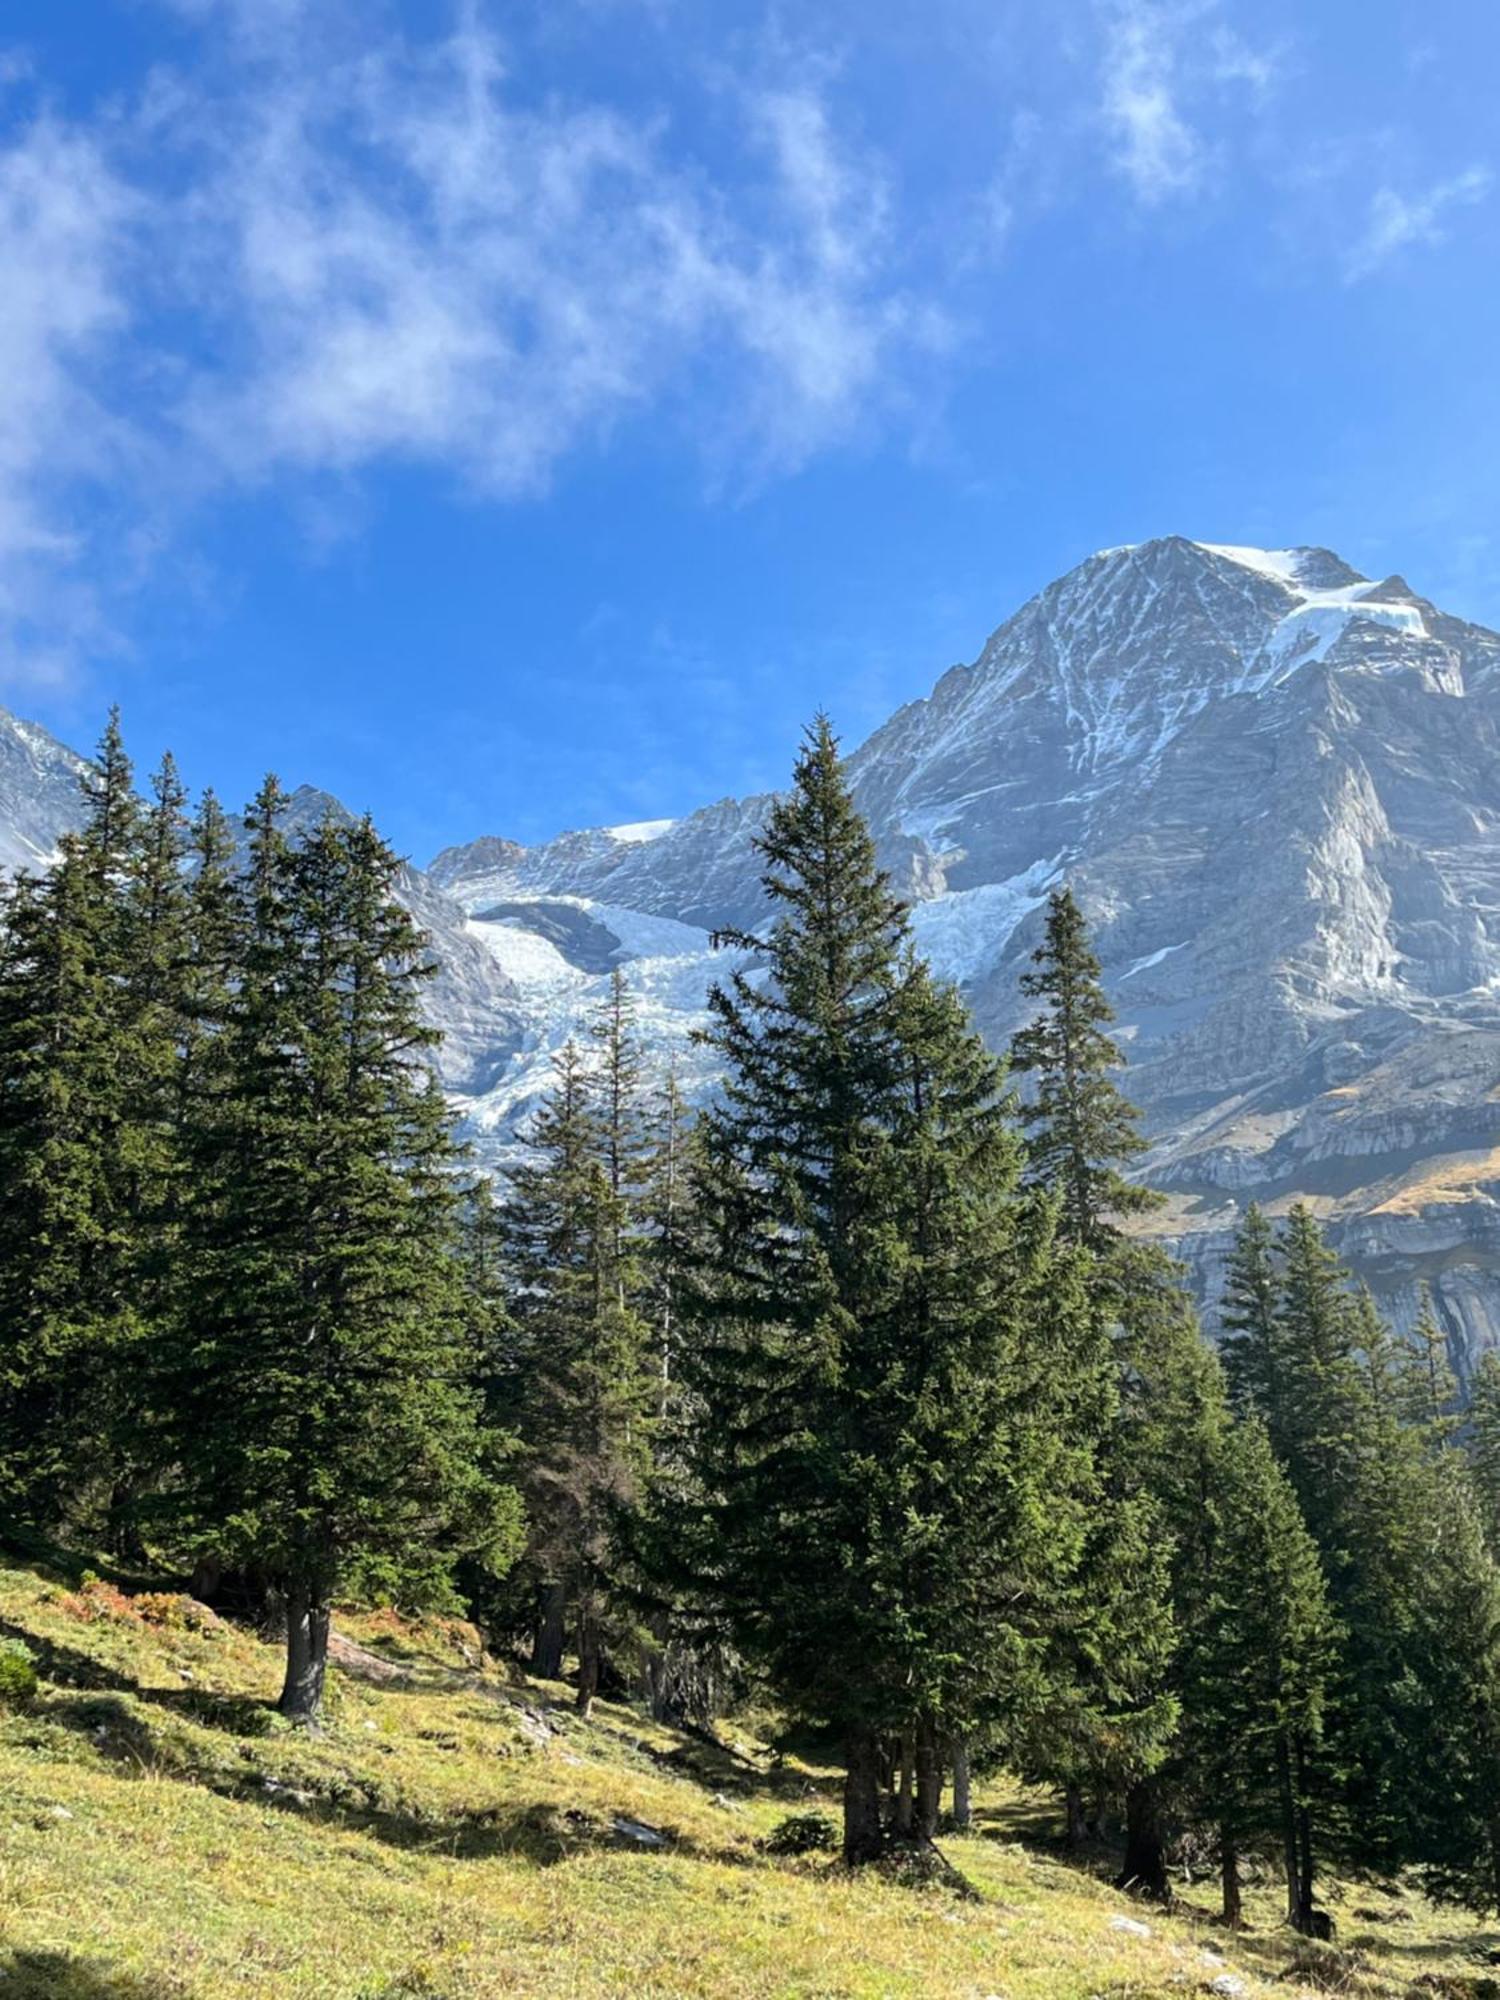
12 538 1500 1373
0 704 87 875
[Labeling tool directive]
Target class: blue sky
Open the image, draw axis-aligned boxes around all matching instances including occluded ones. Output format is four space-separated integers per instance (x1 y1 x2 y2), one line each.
1 0 1497 858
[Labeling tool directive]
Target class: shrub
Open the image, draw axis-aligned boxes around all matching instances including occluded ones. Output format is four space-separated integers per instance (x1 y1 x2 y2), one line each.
0 1637 40 1706
59 1575 143 1625
763 1811 838 1857
134 1592 221 1634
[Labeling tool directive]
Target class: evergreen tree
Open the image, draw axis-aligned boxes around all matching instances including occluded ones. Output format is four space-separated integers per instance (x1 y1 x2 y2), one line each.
1004 887 1180 1887
641 1062 694 1416
0 713 146 1522
1393 1451 1500 1913
1395 1286 1459 1447
1236 1209 1484 1918
1468 1350 1500 1557
1181 1415 1337 1928
1221 1202 1283 1419
166 802 514 1722
501 1037 655 1712
1008 887 1164 1256
665 720 1115 1863
592 969 646 1273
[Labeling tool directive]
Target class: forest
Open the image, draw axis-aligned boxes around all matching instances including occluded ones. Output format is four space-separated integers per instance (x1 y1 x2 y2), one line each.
5 710 1500 1945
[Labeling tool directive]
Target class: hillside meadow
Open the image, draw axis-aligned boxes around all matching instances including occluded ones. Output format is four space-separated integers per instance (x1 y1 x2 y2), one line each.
1 1549 1497 2000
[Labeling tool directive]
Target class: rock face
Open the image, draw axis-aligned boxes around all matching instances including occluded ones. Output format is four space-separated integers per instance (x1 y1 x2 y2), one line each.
0 705 88 874
9 537 1500 1375
431 538 1500 1377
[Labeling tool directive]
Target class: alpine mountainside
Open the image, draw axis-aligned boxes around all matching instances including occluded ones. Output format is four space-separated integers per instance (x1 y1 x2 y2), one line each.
9 536 1500 1366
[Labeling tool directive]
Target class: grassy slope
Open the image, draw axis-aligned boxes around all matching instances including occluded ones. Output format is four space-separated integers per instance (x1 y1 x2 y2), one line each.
1 1554 1497 2000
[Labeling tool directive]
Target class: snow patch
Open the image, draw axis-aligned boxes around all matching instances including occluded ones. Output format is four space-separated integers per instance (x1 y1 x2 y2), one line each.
1120 941 1187 981
907 858 1062 984
1263 589 1427 668
1198 544 1309 585
606 819 676 844
467 919 580 996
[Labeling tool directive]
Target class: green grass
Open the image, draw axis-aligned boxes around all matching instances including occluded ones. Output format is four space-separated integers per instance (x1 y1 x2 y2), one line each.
2 1554 1498 1998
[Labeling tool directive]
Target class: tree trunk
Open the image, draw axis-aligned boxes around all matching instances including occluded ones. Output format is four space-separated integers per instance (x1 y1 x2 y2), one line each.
894 1730 915 1837
950 1740 973 1833
1294 1739 1318 1935
1119 1780 1169 1901
1064 1782 1089 1850
1220 1825 1243 1929
914 1716 942 1841
531 1582 566 1680
278 1586 330 1725
844 1726 886 1865
575 1603 600 1718
1276 1733 1308 1932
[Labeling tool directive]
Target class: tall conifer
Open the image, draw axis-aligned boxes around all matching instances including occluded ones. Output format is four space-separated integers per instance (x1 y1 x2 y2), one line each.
167 804 510 1722
668 720 1112 1862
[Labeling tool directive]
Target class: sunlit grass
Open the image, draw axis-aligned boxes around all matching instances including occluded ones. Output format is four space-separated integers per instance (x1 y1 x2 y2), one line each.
2 1554 1496 1998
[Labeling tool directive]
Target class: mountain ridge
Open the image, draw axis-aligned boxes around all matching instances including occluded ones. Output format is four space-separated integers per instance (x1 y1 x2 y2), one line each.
8 534 1500 1371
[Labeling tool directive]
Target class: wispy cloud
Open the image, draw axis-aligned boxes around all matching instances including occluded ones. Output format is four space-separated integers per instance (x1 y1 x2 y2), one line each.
170 17 942 491
1344 165 1493 282
1098 0 1281 206
0 7 941 695
0 114 142 688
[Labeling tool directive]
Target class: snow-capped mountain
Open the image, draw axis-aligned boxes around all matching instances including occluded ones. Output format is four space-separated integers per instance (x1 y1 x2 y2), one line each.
0 705 88 874
9 536 1500 1372
432 537 1500 1371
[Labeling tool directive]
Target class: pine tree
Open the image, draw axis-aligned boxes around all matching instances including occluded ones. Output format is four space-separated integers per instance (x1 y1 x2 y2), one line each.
665 720 1115 1863
1221 1202 1283 1418
1008 886 1164 1257
1181 1415 1337 1929
592 968 646 1277
1395 1286 1459 1447
1004 887 1180 1888
0 712 146 1522
1392 1452 1500 1913
641 1062 694 1417
1243 1210 1480 1916
166 802 514 1723
501 1037 655 1712
1469 1351 1500 1557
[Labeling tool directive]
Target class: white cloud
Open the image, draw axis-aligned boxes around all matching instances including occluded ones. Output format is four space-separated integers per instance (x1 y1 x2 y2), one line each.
0 8 943 696
1344 165 1493 282
1098 0 1280 206
167 17 938 492
0 114 141 688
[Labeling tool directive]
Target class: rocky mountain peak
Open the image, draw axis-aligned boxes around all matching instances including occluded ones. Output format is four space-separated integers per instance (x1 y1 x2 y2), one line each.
8 535 1500 1371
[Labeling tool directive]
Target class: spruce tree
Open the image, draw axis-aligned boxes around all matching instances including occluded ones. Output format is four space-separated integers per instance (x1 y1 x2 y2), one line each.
1469 1351 1500 1557
1393 1452 1500 1913
1234 1208 1485 1918
1221 1202 1283 1419
501 1037 655 1711
1182 1415 1337 1928
167 801 513 1723
0 713 146 1522
641 1062 694 1416
1395 1286 1459 1447
1008 886 1164 1256
1005 886 1181 1885
666 720 1114 1863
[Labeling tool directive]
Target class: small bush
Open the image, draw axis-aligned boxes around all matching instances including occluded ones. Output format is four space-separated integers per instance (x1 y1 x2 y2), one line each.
763 1811 838 1856
0 1636 40 1706
58 1574 143 1625
134 1592 221 1634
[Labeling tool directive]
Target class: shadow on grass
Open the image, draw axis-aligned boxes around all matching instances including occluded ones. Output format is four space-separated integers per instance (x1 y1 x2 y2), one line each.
0 1616 275 1738
0 1528 162 1595
27 1677 744 1872
0 1952 186 1999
